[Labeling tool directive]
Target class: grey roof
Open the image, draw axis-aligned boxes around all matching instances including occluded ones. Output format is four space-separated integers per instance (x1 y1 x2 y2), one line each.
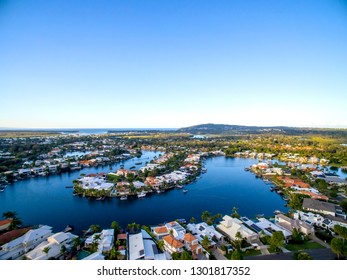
302 198 336 213
325 215 347 225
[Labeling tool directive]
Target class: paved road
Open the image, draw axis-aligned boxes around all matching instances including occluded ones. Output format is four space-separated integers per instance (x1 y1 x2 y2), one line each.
212 248 228 260
245 248 336 260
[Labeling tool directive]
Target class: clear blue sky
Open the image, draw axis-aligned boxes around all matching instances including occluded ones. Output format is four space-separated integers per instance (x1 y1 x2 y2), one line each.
1 0 346 129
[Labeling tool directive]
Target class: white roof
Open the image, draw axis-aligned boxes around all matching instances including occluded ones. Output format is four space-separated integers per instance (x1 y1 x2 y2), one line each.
82 252 105 260
128 232 145 260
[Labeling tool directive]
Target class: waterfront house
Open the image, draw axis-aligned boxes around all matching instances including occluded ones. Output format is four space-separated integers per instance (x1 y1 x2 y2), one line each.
275 214 314 235
162 235 184 254
165 221 186 240
186 222 224 243
85 229 114 253
128 229 166 260
0 225 53 260
217 216 258 242
0 219 12 231
25 232 77 260
151 226 170 240
78 176 114 191
302 198 341 217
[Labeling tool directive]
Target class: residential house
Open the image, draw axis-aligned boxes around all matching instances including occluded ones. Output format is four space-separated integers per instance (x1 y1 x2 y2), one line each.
275 214 314 235
0 225 53 260
183 233 203 256
151 226 170 240
0 219 12 231
128 230 166 260
165 221 186 240
187 222 224 244
85 229 114 253
302 198 338 217
217 216 258 242
25 232 77 260
162 235 184 254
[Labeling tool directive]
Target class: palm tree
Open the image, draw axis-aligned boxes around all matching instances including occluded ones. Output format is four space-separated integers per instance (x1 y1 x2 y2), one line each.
89 224 101 234
201 235 211 250
2 211 17 219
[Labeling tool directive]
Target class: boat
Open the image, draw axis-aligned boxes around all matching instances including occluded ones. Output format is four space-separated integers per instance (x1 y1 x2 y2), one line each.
64 224 74 233
201 168 207 173
157 189 161 194
137 192 146 198
96 196 105 201
274 210 282 215
135 162 142 165
176 185 184 189
120 195 128 200
65 186 73 188
183 189 188 193
263 178 269 182
244 167 250 171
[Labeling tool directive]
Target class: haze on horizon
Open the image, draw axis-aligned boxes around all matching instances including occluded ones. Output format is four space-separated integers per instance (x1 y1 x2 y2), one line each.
1 0 347 129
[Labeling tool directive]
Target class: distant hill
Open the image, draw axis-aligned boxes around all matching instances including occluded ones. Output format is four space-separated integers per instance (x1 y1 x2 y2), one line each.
178 123 347 136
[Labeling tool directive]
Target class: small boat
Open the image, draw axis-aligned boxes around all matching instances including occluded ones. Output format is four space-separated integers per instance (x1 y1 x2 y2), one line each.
64 224 74 233
96 196 105 201
135 162 142 165
120 195 128 200
183 189 188 193
274 210 282 215
263 179 269 182
244 167 250 171
157 189 161 194
176 185 184 189
65 186 73 188
138 192 146 198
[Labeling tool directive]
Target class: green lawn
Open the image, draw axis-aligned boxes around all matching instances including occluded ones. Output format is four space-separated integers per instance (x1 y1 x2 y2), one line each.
243 249 262 257
285 241 325 251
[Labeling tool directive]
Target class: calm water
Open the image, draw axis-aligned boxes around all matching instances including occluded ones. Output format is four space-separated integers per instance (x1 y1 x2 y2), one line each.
0 154 288 234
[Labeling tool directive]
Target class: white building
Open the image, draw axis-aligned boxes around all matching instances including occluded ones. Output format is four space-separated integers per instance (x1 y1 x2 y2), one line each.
0 225 53 260
25 232 77 260
85 229 114 253
217 216 258 242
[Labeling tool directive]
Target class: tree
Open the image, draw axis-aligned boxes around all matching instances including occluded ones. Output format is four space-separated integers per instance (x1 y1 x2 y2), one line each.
291 228 304 244
108 247 122 260
231 207 240 219
2 211 17 219
269 231 284 252
180 251 193 260
190 217 197 224
293 251 312 260
42 247 51 254
127 222 140 233
90 224 101 234
201 210 211 223
201 235 211 250
340 200 347 213
231 250 243 260
232 232 243 250
331 238 346 259
2 211 22 230
111 221 120 235
288 193 304 210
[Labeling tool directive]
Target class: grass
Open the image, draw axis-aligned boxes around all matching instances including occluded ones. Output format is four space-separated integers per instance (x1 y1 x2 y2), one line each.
243 249 262 257
285 241 325 251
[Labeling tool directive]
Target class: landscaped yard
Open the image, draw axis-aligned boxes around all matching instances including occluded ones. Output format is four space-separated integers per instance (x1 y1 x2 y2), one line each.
285 241 325 251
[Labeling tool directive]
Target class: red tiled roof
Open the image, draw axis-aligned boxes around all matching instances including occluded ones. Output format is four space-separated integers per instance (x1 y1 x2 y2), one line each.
117 234 127 240
184 233 197 242
154 226 168 235
0 227 31 246
163 235 184 249
0 219 12 227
